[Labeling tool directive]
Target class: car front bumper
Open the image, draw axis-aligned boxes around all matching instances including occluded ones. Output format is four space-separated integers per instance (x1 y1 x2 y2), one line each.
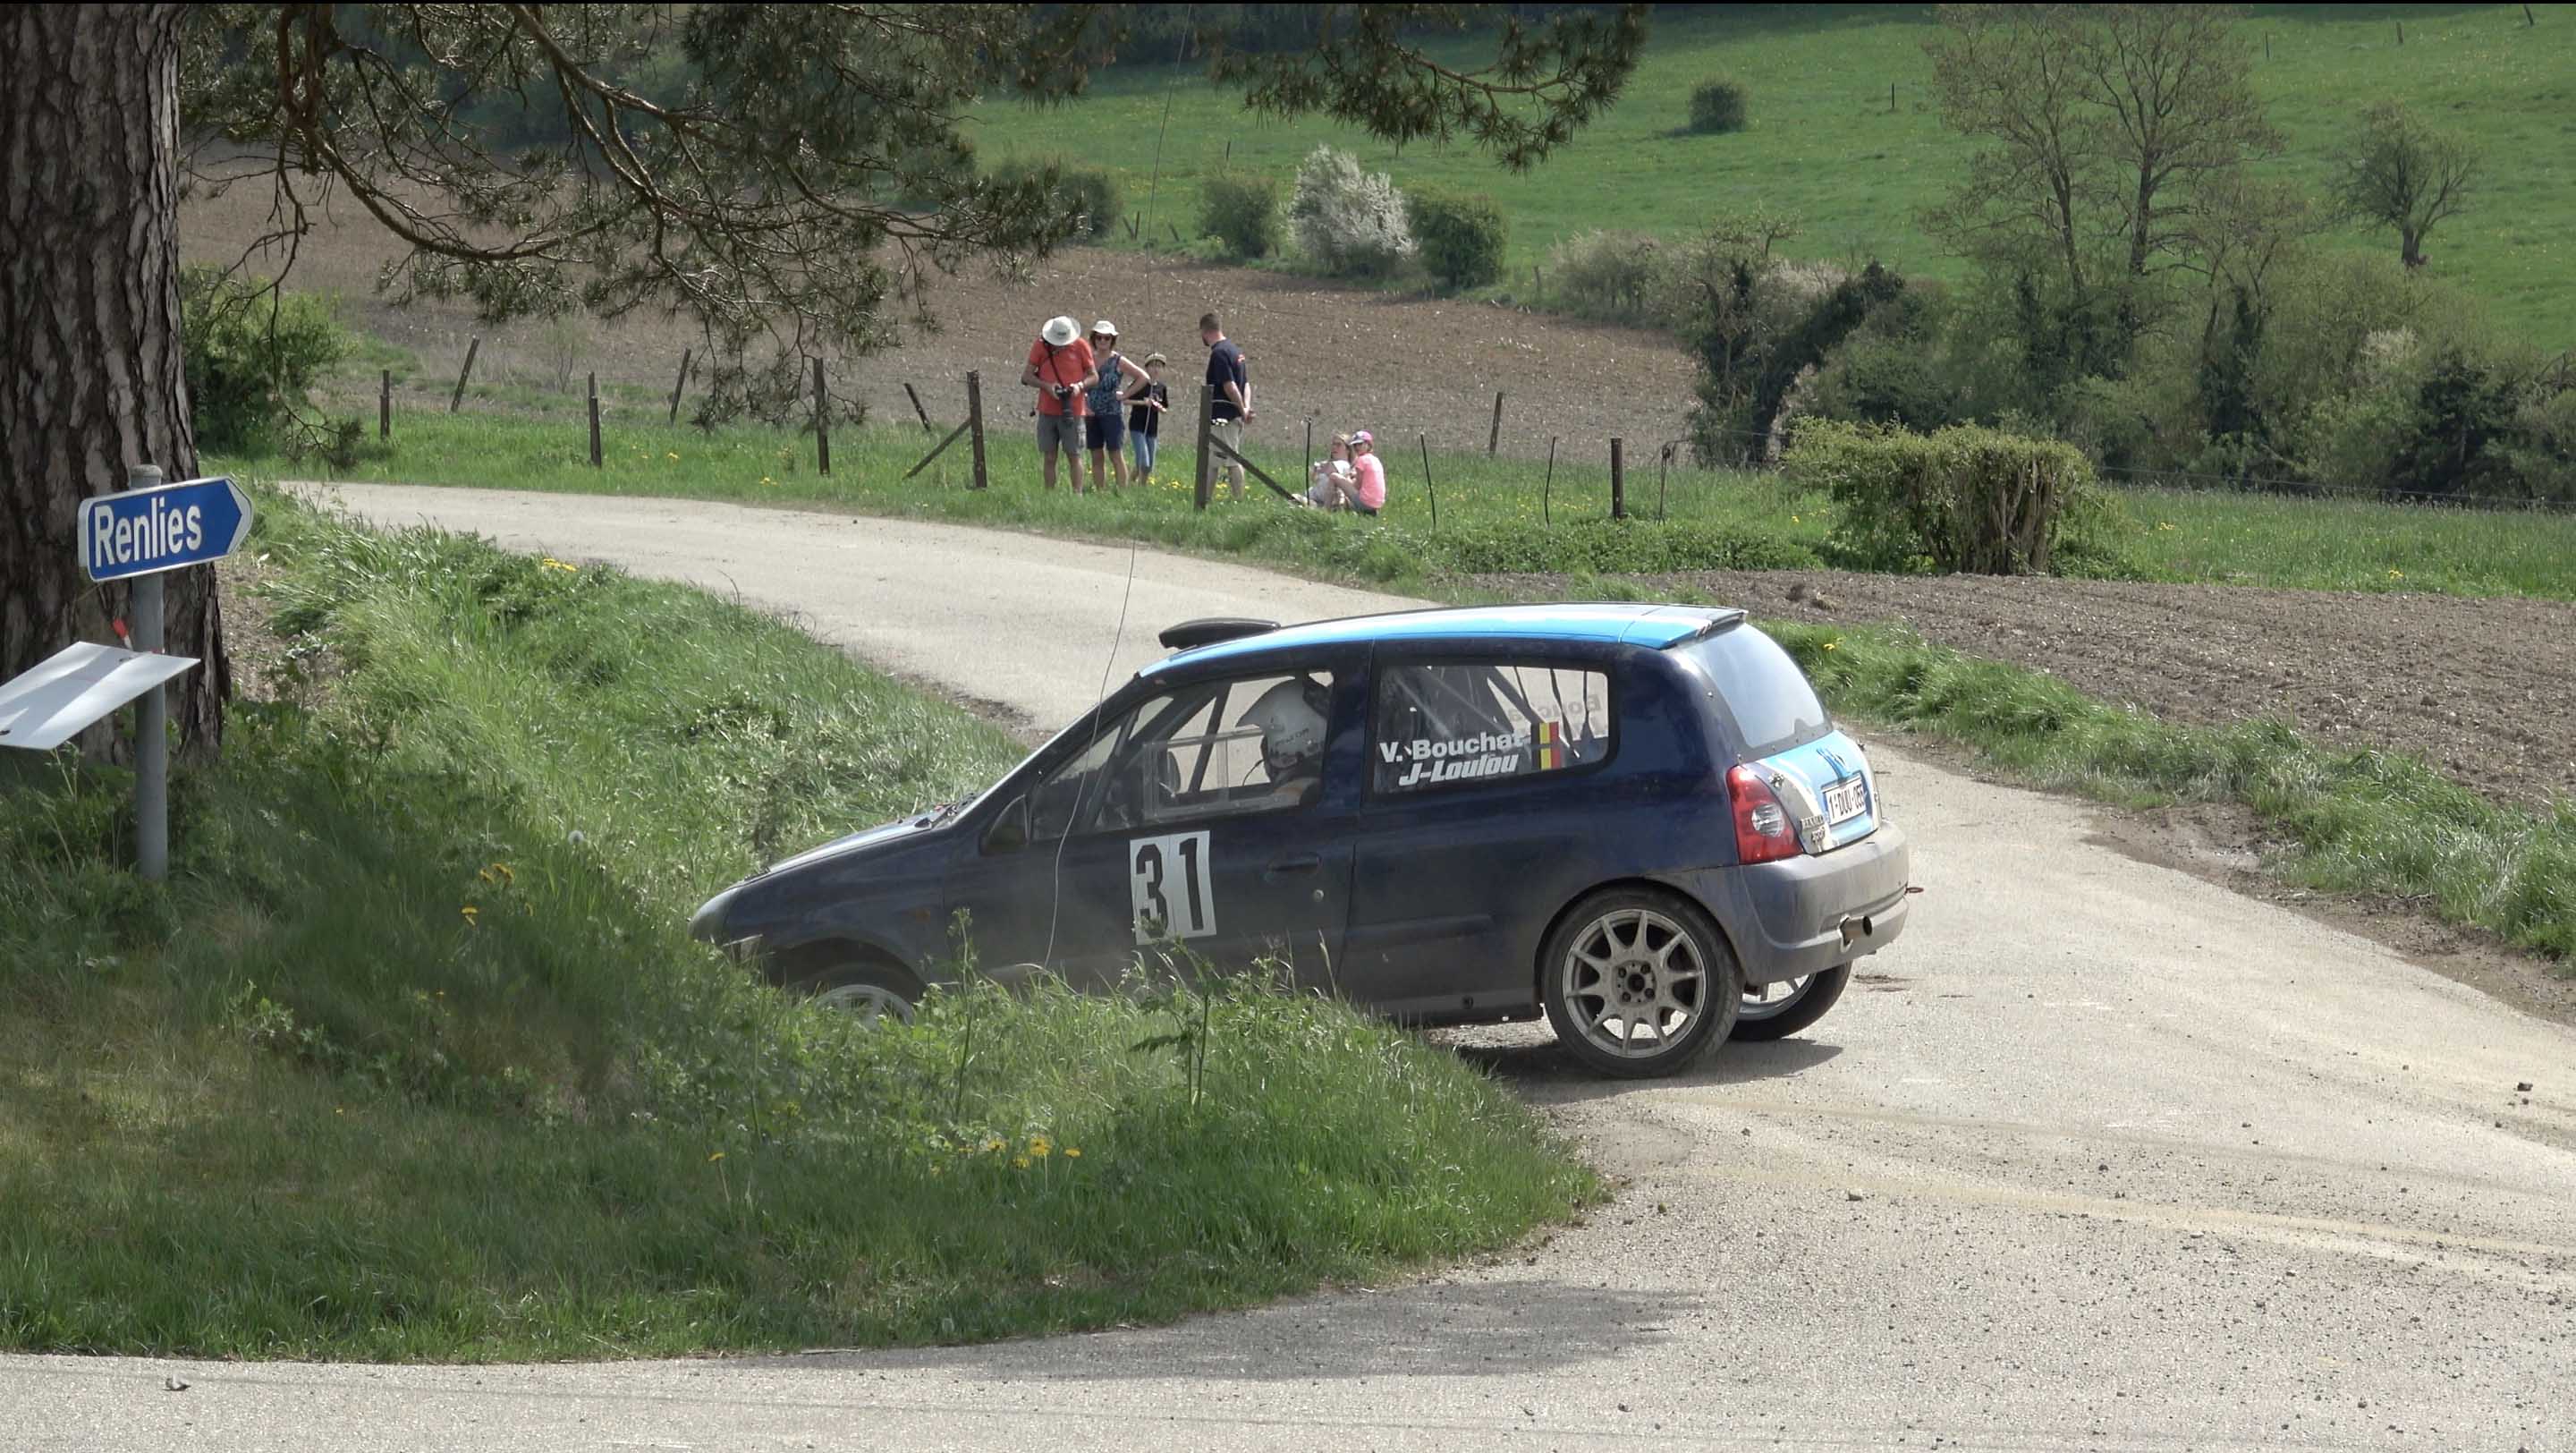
1674 822 1912 987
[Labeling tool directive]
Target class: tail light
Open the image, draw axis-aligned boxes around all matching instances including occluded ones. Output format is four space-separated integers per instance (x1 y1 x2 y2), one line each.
1727 764 1802 864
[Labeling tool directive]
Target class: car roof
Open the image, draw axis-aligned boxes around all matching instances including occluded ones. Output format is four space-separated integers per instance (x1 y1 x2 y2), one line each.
1142 603 1746 676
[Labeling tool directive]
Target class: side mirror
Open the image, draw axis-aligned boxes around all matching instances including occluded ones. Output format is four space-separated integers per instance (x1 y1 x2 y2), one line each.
981 795 1030 855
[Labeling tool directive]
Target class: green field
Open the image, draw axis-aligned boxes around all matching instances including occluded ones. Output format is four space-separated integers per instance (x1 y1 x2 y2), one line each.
232 407 2576 601
975 4 2576 344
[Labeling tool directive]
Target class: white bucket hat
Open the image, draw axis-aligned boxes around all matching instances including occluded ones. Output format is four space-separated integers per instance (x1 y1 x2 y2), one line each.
1040 315 1080 346
1091 319 1119 337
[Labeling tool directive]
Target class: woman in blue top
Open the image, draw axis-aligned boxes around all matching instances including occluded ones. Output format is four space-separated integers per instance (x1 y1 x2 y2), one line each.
1084 320 1149 491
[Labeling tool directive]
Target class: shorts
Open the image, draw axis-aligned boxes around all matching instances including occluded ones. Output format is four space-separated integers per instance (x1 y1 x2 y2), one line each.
1353 504 1380 517
1085 412 1126 451
1035 412 1082 456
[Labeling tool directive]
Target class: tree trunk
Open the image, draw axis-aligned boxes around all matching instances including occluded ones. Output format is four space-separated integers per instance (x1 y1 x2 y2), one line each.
0 4 226 758
2400 225 2425 269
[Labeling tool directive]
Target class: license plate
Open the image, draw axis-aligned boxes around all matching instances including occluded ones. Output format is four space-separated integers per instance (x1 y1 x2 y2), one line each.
1823 777 1868 824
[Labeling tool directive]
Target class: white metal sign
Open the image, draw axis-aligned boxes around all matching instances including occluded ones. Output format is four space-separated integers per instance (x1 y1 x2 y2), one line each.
0 642 200 752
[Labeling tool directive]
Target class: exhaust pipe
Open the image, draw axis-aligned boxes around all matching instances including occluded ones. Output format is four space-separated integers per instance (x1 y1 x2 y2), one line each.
1837 914 1875 949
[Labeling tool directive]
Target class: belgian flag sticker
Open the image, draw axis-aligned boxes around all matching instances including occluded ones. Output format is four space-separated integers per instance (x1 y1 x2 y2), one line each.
1536 719 1565 770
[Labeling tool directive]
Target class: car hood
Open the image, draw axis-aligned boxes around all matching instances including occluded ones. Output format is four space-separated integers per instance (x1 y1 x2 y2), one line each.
760 814 945 879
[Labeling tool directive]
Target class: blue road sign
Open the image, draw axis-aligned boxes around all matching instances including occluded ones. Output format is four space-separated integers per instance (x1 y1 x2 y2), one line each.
78 475 254 582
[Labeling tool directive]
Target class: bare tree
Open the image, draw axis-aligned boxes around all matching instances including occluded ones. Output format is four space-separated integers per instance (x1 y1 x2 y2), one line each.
2330 101 2479 269
3 4 1648 752
1923 4 2276 327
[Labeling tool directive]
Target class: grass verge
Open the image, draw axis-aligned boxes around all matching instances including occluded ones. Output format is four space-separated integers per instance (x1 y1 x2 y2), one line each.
0 489 1594 1360
1768 622 2574 962
233 409 2576 601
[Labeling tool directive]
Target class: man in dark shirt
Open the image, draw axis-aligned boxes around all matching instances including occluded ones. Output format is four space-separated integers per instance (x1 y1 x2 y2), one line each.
1199 312 1251 501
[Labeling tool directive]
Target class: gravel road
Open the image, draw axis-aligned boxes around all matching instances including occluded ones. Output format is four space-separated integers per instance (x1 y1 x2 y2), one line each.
10 483 2570 1453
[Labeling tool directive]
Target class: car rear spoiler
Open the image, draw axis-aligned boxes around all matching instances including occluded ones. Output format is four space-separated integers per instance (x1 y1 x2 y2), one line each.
1158 617 1279 650
1659 608 1749 647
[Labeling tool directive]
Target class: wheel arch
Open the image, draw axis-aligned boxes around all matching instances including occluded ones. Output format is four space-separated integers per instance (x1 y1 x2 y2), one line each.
763 934 920 992
1530 875 1742 998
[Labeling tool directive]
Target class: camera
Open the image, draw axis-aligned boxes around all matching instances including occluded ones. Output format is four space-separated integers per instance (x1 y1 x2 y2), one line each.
1051 383 1074 401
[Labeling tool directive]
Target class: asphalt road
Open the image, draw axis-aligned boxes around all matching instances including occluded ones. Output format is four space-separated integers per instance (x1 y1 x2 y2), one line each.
12 484 2570 1453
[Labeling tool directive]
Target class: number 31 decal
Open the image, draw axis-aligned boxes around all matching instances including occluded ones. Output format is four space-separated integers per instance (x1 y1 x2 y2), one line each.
1129 831 1215 944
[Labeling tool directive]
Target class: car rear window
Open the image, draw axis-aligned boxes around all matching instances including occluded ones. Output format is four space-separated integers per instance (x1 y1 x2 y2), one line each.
1683 628 1829 758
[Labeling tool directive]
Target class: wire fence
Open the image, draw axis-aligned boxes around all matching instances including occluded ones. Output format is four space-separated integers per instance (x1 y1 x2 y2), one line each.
377 336 2576 520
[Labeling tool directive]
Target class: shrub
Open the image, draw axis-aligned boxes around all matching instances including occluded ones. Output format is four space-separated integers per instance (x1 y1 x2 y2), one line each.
1406 186 1508 293
1786 419 2102 575
1689 80 1749 134
990 158 1123 240
1198 174 1280 259
178 268 352 455
1544 230 1664 321
1287 145 1414 278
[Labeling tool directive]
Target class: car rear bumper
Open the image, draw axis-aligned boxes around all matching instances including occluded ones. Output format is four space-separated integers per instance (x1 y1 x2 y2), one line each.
1673 823 1912 986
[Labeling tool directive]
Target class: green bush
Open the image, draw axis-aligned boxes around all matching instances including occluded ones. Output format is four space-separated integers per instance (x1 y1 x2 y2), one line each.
1406 187 1508 293
1689 80 1749 134
1198 174 1281 259
991 158 1123 240
1544 230 1665 321
1786 419 2102 574
178 268 352 455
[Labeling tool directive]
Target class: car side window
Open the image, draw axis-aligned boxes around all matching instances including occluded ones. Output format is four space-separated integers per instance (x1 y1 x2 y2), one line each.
1030 671 1336 838
1372 661 1613 794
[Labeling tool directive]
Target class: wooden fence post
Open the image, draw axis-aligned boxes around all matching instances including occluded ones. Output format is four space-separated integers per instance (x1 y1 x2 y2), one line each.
1194 384 1216 511
1303 418 1314 490
1542 436 1557 525
903 381 936 433
378 369 391 440
587 371 602 468
1487 391 1504 455
965 370 988 489
668 346 691 423
1610 437 1625 520
449 336 479 412
1419 434 1438 533
813 357 831 477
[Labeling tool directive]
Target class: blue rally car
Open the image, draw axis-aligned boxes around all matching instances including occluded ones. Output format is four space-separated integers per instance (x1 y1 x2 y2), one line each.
690 604 1913 1077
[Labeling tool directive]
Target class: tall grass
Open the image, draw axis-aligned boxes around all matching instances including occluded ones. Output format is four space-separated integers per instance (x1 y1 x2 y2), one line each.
0 492 1593 1359
223 409 2576 601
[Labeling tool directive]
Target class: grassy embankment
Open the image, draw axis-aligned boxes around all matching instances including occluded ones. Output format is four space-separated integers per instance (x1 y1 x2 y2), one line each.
0 492 1595 1360
223 414 2576 961
976 4 2576 343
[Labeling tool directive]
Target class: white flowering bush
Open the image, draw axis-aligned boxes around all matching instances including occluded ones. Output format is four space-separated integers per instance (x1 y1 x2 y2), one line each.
1288 145 1414 278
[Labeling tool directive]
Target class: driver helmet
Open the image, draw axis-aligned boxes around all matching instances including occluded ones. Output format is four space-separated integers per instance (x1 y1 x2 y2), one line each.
1244 677 1329 779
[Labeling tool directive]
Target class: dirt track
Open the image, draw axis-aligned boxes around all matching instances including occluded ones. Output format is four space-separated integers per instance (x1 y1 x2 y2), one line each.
1478 568 2576 805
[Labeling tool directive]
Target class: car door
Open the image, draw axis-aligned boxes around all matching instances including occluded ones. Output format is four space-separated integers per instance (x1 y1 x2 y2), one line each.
1114 656 1361 991
1344 653 1620 1020
947 659 1359 992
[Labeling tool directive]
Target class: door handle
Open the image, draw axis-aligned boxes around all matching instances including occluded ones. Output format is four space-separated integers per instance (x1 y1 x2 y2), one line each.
1265 853 1321 878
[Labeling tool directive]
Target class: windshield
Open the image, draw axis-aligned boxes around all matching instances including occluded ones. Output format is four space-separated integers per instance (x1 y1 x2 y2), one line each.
1683 627 1829 759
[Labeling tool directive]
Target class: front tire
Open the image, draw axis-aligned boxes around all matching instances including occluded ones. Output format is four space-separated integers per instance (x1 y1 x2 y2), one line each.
789 961 923 1024
1732 964 1852 1041
1540 888 1741 1078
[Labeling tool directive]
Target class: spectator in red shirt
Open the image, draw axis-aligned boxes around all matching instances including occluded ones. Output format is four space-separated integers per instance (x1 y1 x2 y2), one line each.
1021 315 1098 491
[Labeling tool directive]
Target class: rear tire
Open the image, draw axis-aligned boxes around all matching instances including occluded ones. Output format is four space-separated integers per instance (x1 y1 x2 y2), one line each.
1539 887 1742 1078
788 960 923 1024
1732 964 1851 1041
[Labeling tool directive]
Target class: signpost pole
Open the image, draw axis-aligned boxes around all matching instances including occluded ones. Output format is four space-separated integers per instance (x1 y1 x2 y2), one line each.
125 464 168 881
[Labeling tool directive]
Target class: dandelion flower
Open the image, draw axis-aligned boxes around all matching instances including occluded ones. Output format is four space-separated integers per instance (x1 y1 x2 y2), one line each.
665 451 681 462
1822 641 1838 651
1011 1156 1030 1170
1029 1138 1052 1158
708 1151 725 1162
1064 1147 1082 1159
461 905 480 925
